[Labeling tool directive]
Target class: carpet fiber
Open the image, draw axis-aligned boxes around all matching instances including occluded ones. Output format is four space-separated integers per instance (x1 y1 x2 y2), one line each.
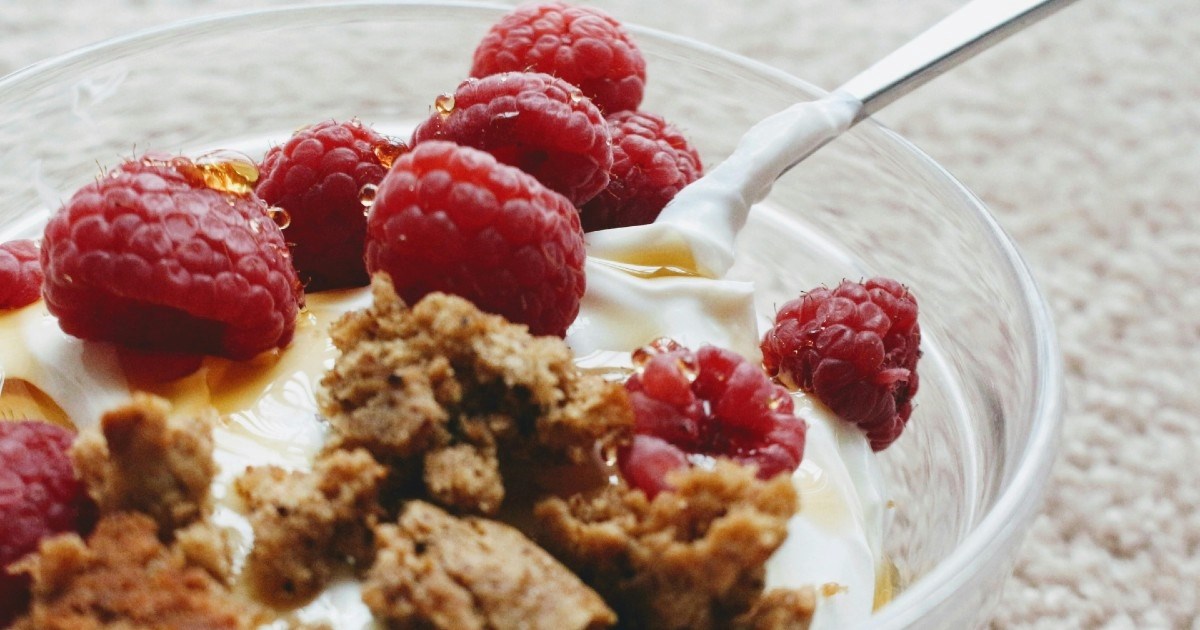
3 1 1196 627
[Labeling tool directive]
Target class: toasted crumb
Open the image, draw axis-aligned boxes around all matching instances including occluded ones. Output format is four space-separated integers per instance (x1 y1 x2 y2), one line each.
173 520 237 584
70 393 217 535
233 448 387 606
535 460 800 630
422 443 505 514
320 276 633 515
733 588 817 630
363 501 615 629
10 512 257 629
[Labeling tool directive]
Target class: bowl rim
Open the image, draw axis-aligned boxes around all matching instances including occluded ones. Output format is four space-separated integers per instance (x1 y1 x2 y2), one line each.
0 2 1064 627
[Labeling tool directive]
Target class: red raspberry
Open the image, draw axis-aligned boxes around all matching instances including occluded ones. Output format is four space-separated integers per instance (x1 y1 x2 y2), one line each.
580 110 703 232
618 340 807 497
761 278 921 451
41 155 304 360
256 119 406 291
365 141 586 337
471 2 646 114
411 72 612 206
0 240 43 309
0 420 95 625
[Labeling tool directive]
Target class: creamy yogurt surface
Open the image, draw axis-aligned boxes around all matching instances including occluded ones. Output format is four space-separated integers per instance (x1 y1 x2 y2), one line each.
0 94 886 628
0 264 886 629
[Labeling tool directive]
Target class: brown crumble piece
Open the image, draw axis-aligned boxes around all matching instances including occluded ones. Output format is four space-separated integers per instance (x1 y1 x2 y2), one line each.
320 275 633 515
10 512 259 630
233 448 387 606
421 442 505 515
733 588 817 630
535 460 800 630
70 392 217 535
173 520 238 585
362 500 615 629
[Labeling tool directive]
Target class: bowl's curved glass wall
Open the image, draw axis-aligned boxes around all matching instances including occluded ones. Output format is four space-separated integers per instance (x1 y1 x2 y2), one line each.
0 4 1061 628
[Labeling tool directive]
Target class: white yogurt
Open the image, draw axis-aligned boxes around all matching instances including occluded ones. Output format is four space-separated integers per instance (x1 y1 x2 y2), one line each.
0 93 886 627
0 265 885 629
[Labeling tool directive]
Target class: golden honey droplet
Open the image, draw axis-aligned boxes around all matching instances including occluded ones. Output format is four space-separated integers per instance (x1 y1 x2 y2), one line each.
0 379 72 429
674 355 700 383
434 93 456 116
192 150 260 195
267 206 291 229
359 183 379 210
372 140 407 169
631 337 685 371
821 583 849 598
600 441 620 467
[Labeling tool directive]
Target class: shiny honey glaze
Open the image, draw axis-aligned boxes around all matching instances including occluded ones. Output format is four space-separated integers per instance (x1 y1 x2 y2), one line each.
0 290 365 459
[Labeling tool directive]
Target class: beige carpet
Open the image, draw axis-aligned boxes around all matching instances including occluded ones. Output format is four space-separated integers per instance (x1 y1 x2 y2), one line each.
3 1 1197 627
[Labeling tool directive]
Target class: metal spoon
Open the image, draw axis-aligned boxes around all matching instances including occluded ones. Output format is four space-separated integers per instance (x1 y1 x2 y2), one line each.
586 0 1082 277
843 0 1079 120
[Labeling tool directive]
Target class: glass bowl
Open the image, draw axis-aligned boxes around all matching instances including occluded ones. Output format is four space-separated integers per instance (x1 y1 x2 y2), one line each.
0 2 1062 628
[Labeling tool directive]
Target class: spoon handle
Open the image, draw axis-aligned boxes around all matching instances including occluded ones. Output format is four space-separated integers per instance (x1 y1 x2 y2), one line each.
838 0 1080 122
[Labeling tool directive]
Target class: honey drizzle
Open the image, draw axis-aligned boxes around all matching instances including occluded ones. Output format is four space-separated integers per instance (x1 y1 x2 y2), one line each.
873 556 902 610
372 139 407 169
0 378 72 428
146 151 260 196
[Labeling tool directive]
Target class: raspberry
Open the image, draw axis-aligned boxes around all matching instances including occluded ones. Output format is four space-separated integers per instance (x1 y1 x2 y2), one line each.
411 72 612 206
471 2 646 114
365 141 586 337
0 240 43 309
256 119 406 291
618 340 807 497
41 155 303 360
0 420 95 625
760 278 921 451
580 110 703 232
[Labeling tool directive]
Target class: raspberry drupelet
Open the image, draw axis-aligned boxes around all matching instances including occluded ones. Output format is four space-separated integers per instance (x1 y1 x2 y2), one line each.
256 119 406 291
470 1 647 114
761 277 921 450
40 155 304 360
411 72 612 207
0 240 43 309
580 110 703 232
364 141 586 337
619 339 807 497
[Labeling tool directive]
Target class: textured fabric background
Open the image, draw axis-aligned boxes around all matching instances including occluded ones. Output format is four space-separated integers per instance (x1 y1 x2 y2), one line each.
3 1 1197 627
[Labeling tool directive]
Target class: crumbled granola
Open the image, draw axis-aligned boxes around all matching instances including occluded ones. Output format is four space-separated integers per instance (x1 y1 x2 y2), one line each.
12 280 826 629
535 460 801 629
363 500 615 629
10 512 258 629
69 393 217 535
173 520 238 585
320 276 633 515
233 448 387 606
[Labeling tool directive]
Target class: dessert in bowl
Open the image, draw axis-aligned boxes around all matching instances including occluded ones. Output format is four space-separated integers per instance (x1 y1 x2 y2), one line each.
0 2 1061 628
